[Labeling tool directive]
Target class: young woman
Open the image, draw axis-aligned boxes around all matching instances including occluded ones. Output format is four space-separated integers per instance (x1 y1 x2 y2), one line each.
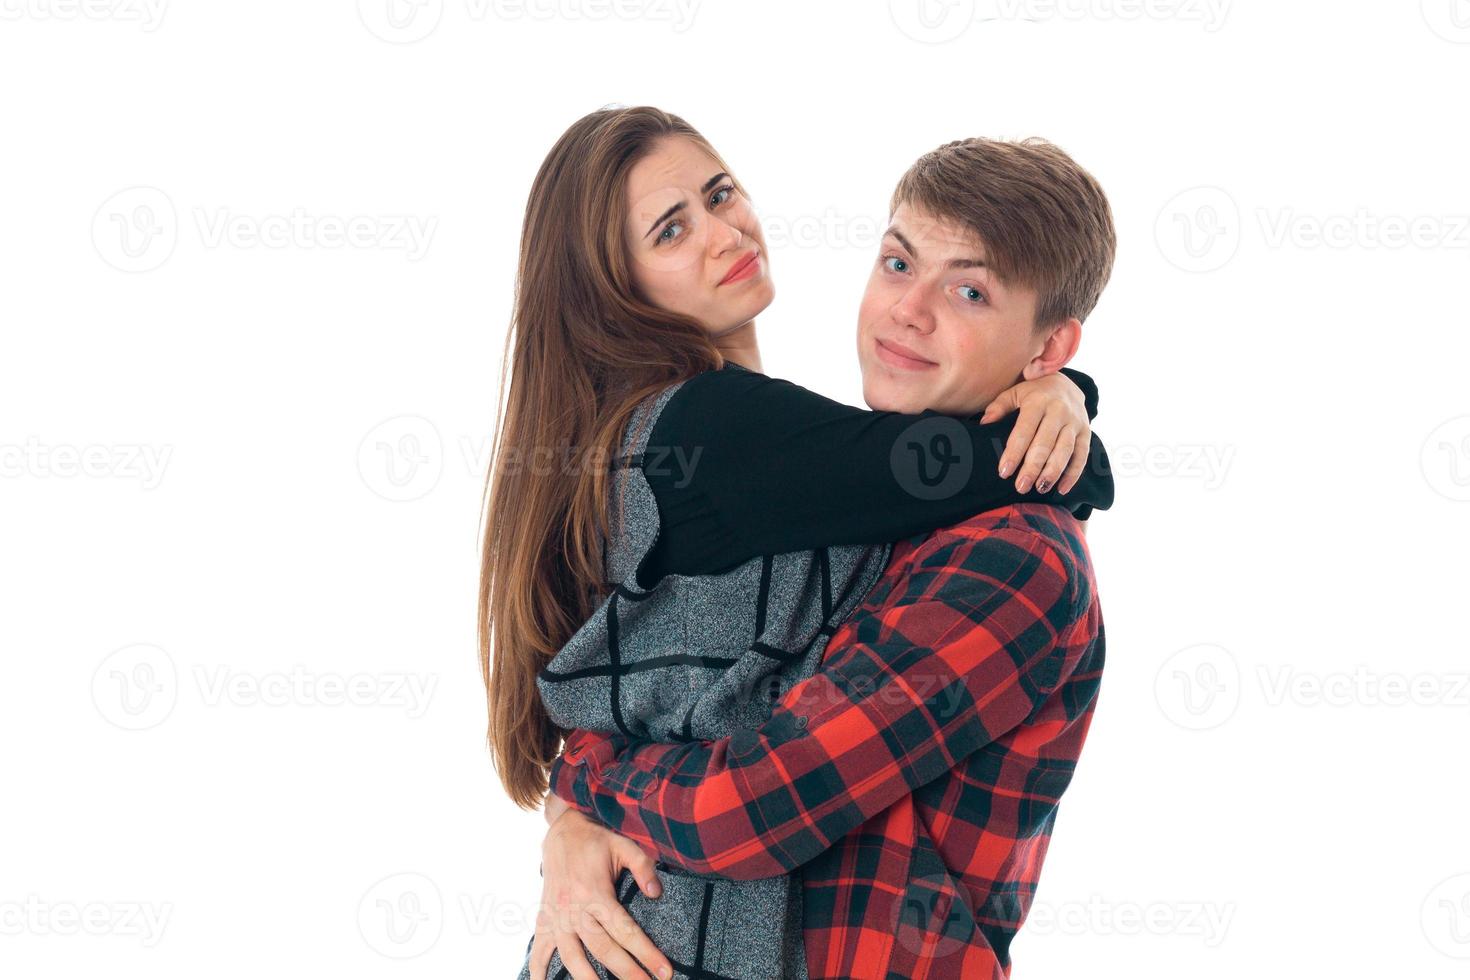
481 106 1111 980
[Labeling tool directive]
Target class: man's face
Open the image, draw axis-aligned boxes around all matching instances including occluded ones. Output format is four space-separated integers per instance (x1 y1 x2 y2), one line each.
856 203 1048 415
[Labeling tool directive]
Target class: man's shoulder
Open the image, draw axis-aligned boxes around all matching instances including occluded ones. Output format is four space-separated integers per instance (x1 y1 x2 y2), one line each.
897 503 1095 610
952 501 1087 545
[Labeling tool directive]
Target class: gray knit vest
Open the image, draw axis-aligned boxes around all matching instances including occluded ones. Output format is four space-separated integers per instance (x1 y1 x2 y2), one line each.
518 373 892 980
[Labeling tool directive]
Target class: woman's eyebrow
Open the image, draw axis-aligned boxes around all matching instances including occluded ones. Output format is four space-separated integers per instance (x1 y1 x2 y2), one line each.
642 173 732 239
644 201 685 240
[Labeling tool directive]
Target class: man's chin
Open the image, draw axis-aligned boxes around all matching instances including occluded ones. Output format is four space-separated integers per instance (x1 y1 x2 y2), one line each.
861 374 922 414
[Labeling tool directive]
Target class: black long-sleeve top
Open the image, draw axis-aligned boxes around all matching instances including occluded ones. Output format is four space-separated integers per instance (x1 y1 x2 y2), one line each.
630 363 1114 587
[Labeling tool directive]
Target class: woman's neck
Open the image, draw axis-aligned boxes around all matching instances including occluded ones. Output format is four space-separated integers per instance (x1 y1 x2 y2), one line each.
714 319 762 373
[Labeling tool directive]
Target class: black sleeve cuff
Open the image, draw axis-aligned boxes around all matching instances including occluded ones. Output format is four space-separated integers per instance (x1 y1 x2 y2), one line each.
1059 367 1100 420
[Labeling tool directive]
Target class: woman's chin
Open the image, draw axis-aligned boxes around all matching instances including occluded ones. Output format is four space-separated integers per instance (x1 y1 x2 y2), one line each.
707 295 774 337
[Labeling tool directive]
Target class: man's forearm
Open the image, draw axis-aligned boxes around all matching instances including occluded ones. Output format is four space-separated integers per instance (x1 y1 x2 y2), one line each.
550 524 1084 879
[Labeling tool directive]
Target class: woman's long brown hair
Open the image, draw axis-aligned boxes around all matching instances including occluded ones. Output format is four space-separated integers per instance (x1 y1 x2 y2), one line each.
480 106 733 809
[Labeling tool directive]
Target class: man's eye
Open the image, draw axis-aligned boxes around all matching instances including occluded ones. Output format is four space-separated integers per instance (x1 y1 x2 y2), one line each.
883 256 909 273
958 285 984 303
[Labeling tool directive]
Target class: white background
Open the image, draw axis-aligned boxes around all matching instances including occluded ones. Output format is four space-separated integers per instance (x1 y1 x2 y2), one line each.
3 1 1469 977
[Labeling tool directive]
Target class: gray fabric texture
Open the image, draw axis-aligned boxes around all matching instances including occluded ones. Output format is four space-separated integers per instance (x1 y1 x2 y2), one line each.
518 377 891 980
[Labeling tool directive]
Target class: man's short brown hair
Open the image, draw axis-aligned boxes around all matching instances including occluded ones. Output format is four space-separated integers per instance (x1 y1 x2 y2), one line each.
890 137 1116 328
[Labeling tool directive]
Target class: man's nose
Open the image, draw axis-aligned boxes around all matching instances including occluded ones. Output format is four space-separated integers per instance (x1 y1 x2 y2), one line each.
891 282 936 333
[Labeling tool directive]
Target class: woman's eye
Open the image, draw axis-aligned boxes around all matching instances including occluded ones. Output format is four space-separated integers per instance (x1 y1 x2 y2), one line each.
657 220 685 245
883 255 909 274
709 184 735 207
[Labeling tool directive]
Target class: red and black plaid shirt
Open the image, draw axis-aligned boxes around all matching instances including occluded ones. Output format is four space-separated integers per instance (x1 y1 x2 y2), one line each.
550 503 1105 978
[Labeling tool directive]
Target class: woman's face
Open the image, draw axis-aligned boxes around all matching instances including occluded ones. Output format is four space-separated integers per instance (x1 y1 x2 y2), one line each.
623 136 774 336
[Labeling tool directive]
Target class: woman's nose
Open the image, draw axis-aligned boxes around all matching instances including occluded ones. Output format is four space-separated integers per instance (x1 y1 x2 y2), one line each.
707 215 743 255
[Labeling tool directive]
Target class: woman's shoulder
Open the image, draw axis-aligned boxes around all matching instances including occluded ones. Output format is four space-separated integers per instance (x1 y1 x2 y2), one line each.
652 360 838 444
615 362 742 457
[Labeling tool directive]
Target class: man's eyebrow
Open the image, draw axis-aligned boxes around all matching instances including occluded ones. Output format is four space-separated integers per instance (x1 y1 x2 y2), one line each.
883 227 988 269
884 227 918 258
644 201 685 240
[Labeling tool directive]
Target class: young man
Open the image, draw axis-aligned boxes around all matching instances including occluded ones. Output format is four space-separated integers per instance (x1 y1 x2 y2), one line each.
546 136 1115 978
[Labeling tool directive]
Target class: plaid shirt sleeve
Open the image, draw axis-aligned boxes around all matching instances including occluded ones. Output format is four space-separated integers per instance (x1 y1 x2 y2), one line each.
548 520 1089 881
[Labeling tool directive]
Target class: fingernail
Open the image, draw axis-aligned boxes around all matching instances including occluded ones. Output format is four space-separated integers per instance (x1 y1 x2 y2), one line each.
659 966 672 979
998 462 1013 479
645 879 661 897
1036 479 1050 493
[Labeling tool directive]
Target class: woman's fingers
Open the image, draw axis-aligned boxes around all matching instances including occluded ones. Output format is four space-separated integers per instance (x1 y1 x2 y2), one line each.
577 914 653 980
594 902 672 980
529 927 554 980
1033 425 1078 495
1015 413 1064 493
1058 431 1091 494
552 919 602 980
614 839 662 899
998 400 1044 480
545 891 603 980
979 385 1020 425
602 838 670 978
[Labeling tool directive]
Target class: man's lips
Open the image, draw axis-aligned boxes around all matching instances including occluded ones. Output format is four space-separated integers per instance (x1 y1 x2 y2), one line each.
718 249 760 286
876 338 938 369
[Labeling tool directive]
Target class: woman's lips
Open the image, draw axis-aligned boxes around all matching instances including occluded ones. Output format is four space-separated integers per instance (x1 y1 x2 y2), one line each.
875 338 938 370
719 249 761 285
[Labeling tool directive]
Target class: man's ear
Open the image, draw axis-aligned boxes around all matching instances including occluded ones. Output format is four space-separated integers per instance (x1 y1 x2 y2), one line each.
1021 318 1082 381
